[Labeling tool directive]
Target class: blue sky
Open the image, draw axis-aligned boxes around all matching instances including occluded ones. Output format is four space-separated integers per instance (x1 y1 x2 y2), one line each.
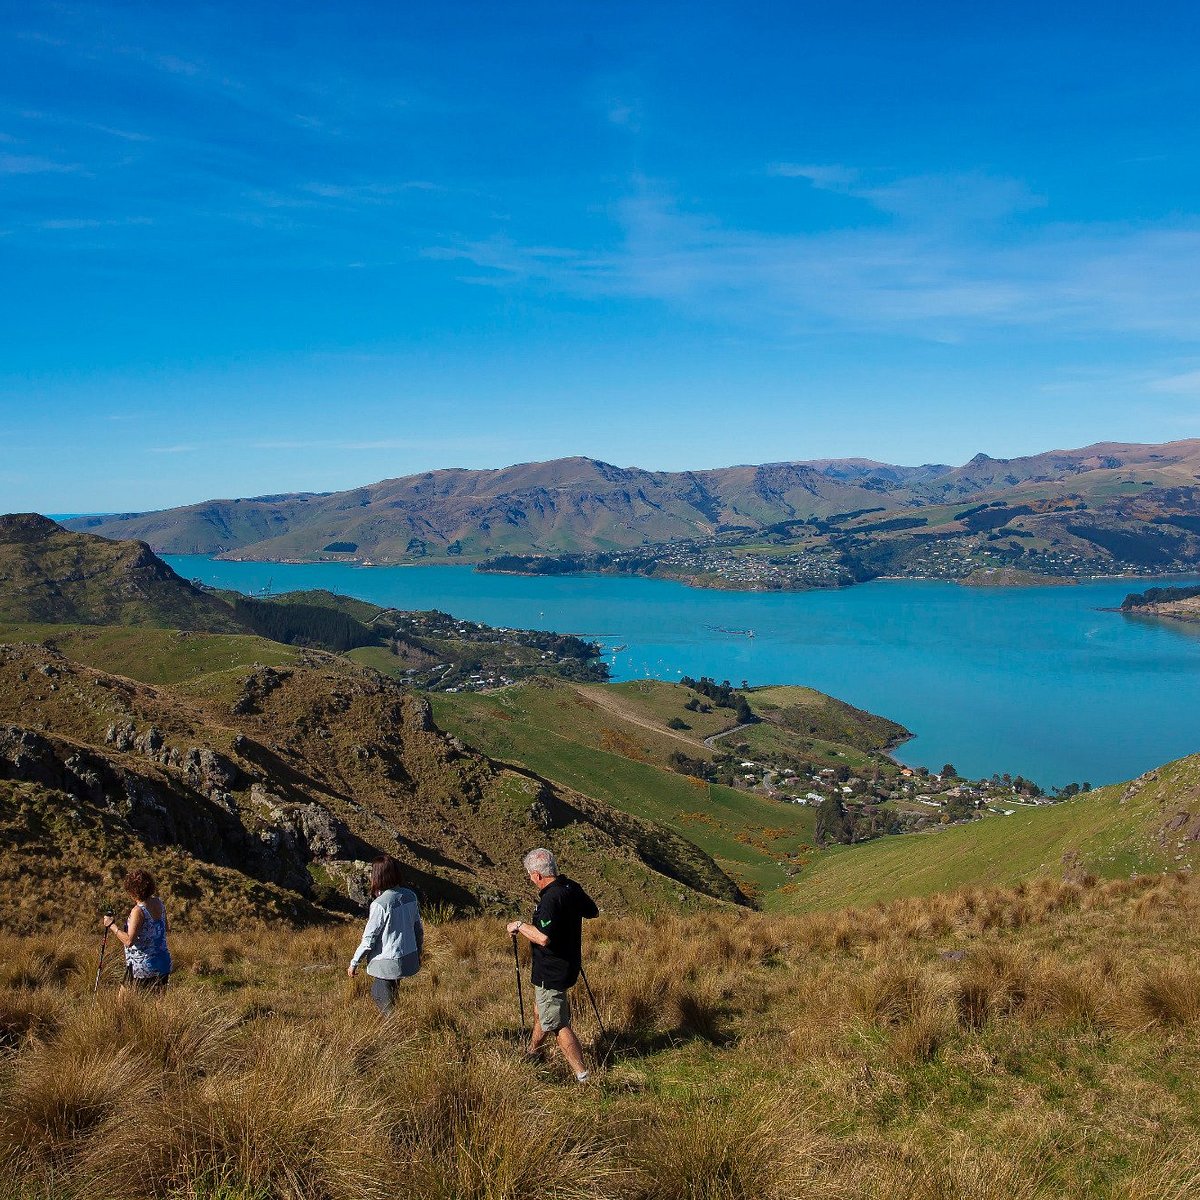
3 0 1200 512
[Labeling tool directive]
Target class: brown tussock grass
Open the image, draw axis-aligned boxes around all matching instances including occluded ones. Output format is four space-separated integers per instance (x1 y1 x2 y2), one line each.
1 873 1199 1198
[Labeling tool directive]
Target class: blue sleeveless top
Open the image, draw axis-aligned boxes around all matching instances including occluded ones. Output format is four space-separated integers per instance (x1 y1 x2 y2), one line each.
124 901 172 978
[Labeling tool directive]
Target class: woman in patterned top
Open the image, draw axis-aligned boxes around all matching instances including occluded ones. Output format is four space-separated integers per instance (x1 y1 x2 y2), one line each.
101 867 172 993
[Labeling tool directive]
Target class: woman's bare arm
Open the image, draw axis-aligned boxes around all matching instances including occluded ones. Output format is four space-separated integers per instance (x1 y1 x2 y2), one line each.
104 904 142 948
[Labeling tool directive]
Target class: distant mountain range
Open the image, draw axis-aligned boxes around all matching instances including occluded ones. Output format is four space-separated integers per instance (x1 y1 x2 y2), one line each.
56 439 1200 585
63 439 1200 557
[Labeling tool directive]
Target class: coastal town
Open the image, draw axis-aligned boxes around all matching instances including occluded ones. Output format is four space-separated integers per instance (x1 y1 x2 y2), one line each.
379 609 609 692
702 744 1080 842
480 521 1195 592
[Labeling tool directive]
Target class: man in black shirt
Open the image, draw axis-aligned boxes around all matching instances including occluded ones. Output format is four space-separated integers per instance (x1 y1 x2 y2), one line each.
507 847 599 1082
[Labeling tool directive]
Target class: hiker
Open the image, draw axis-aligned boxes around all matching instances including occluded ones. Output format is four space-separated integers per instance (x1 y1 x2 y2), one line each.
348 855 424 1014
101 868 172 993
507 847 598 1082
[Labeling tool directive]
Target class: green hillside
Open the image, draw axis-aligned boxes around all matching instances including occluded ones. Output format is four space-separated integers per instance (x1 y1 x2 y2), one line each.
431 678 869 898
782 752 1200 911
0 514 243 631
0 621 302 689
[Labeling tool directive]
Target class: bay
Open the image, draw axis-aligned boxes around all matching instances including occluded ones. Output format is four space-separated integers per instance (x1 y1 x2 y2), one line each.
165 555 1200 790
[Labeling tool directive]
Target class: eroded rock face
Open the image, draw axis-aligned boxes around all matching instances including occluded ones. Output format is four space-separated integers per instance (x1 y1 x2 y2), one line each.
403 695 434 733
322 859 372 907
2 726 113 802
231 666 292 716
250 783 348 862
184 747 242 793
1158 805 1200 847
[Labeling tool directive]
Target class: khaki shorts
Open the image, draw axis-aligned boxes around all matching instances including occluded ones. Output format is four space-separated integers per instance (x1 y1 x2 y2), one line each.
534 985 571 1033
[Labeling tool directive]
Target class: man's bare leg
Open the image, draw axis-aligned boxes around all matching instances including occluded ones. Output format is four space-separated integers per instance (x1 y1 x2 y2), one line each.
527 1013 546 1055
557 1025 587 1076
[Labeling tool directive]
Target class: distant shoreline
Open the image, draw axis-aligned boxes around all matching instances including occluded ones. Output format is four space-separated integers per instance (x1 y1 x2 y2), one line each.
190 554 1200 595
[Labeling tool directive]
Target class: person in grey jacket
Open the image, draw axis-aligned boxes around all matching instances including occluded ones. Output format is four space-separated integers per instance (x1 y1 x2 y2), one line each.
347 855 424 1013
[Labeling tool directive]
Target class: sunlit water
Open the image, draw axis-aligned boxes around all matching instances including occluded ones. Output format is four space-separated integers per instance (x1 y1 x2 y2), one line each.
165 556 1200 789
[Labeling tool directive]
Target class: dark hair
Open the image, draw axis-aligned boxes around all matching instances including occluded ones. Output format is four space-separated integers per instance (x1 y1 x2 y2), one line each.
123 869 157 901
370 855 404 898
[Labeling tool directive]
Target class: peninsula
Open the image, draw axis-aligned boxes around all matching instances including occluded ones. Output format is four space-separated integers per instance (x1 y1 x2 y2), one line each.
63 438 1200 591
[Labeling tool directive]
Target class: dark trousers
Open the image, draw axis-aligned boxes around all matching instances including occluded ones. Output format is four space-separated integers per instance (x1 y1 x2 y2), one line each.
122 966 169 992
371 976 398 1013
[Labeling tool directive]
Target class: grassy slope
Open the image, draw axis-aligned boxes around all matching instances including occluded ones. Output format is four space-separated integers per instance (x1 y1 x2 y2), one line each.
783 752 1200 911
432 679 820 898
5 875 1200 1199
0 621 301 687
0 515 245 630
749 684 909 750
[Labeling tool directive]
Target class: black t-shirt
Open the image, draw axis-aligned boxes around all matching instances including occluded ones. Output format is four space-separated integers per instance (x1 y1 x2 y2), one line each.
529 875 599 990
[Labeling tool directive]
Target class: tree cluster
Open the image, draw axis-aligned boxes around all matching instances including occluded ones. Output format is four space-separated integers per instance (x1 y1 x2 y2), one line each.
678 676 756 724
231 598 376 653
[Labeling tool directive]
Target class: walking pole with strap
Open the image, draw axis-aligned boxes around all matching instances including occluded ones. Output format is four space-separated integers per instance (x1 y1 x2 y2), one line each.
93 911 113 995
578 962 607 1040
511 932 528 1050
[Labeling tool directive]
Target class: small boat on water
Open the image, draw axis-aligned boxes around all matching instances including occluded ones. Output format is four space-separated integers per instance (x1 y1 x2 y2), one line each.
706 626 756 637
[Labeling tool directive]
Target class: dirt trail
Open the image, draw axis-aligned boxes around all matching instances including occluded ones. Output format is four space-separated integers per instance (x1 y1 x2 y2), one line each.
703 721 756 748
576 686 706 750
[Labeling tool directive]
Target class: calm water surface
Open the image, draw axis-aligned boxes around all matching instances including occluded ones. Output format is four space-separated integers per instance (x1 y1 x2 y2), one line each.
165 556 1200 789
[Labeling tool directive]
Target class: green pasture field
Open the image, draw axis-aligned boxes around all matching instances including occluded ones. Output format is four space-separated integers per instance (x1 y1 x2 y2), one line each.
0 622 300 688
779 752 1200 912
431 682 818 898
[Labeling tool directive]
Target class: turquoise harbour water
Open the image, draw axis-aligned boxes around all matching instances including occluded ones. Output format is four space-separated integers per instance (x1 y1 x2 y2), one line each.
165 556 1200 790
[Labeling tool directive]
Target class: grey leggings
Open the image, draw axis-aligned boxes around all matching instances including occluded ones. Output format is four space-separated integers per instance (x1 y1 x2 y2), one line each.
371 977 398 1013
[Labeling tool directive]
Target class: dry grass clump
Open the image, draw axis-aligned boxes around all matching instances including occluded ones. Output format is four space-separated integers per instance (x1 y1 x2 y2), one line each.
396 1046 624 1199
141 1025 397 1200
1129 962 1200 1028
851 961 933 1028
0 935 84 990
630 1095 827 1200
0 1044 157 1174
1105 1145 1200 1200
852 1135 1050 1200
0 986 67 1049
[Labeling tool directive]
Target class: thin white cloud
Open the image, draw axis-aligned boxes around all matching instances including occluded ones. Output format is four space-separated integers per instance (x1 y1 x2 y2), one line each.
857 172 1045 224
769 162 859 188
772 164 1045 223
433 180 1200 343
38 216 153 230
1148 369 1200 396
0 153 79 174
86 122 153 143
148 444 200 454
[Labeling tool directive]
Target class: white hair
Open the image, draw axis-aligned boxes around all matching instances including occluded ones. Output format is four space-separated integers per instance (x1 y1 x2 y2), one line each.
522 847 557 877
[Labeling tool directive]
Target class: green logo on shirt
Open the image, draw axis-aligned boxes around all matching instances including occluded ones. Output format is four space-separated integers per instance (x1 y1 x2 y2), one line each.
538 918 552 929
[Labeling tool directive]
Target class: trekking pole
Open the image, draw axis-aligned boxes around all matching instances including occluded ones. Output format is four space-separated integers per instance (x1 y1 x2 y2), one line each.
578 963 607 1040
93 911 113 995
511 933 528 1049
